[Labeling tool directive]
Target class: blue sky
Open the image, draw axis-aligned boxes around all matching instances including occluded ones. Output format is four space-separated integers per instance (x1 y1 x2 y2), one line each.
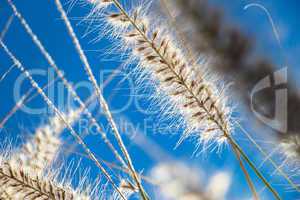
0 0 299 199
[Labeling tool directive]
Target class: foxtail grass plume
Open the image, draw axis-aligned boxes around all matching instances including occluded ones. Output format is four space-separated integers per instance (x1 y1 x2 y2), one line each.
88 0 233 147
0 159 90 200
83 4 282 196
10 109 80 175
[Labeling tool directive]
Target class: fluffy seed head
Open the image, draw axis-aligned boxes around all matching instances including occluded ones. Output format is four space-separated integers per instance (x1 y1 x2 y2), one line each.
0 160 89 200
96 4 233 147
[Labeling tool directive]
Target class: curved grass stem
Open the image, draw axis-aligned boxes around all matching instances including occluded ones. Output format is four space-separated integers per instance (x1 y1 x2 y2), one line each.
231 143 259 200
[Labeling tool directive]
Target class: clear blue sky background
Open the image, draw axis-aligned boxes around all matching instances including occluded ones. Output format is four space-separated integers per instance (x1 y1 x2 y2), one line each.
0 0 299 199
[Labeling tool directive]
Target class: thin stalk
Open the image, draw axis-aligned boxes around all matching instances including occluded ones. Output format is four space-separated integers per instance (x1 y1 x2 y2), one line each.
0 14 14 40
53 1 149 199
63 65 125 160
0 64 15 83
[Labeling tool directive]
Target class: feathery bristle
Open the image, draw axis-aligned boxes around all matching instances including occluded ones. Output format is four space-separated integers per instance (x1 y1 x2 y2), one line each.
91 3 233 147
